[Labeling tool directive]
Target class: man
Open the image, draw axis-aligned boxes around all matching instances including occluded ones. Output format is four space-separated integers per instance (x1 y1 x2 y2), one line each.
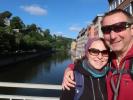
62 9 133 100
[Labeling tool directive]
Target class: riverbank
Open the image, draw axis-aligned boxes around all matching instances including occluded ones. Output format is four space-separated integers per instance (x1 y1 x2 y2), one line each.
0 51 53 67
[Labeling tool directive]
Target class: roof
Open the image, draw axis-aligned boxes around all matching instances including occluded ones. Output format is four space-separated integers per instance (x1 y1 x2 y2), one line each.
93 14 103 23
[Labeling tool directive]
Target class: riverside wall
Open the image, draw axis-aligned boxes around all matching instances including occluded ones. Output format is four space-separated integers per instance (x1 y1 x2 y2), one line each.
0 51 52 67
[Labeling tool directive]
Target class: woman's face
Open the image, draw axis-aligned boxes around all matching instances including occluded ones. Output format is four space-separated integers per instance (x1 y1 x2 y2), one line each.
87 40 109 70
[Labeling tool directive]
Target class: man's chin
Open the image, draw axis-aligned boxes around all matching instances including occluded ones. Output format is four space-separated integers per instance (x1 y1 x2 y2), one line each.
111 49 121 54
111 46 121 52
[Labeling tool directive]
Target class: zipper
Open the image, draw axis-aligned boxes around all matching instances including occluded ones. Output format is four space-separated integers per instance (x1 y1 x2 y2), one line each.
90 76 96 100
111 61 126 100
98 78 104 100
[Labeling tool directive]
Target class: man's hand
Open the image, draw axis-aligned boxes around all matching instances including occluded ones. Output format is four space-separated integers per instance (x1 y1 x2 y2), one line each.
62 67 76 90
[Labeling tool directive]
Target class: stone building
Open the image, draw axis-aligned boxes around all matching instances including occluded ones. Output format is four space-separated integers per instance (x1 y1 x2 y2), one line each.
92 14 104 38
75 28 87 59
108 0 133 14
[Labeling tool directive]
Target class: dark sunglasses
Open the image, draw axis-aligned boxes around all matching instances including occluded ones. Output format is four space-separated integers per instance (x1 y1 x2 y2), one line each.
101 22 132 34
88 48 109 57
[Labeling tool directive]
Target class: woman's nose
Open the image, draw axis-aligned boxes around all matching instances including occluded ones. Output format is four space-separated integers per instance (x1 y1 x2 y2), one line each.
97 53 103 59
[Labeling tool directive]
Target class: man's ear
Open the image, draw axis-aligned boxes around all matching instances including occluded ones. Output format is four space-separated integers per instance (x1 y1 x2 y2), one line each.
130 24 133 36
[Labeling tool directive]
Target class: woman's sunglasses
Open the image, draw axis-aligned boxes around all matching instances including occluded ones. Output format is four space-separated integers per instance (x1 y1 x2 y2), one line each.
101 22 132 34
88 48 109 57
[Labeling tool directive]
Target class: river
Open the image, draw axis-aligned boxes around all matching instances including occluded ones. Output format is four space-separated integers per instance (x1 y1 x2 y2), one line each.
0 51 72 97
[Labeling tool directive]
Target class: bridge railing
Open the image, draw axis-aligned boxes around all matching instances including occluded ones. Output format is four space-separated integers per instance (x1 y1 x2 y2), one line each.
0 82 62 100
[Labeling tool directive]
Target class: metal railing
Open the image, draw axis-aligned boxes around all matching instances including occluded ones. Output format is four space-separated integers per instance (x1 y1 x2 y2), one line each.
0 82 62 100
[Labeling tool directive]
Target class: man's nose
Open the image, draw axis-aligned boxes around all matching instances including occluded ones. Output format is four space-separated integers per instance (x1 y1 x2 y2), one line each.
110 30 117 39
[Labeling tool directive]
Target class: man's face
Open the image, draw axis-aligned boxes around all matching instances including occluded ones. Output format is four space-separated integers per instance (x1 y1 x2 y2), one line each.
101 13 133 53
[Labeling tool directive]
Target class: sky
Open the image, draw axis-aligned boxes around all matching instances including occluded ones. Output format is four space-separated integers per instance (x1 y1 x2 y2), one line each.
0 0 109 39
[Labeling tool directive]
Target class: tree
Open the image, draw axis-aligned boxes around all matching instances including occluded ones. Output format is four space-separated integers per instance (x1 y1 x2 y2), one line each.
43 29 52 41
10 16 25 29
0 11 12 18
27 24 38 32
0 11 12 27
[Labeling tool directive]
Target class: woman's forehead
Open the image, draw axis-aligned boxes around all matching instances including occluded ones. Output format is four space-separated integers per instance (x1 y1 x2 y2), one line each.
89 40 105 48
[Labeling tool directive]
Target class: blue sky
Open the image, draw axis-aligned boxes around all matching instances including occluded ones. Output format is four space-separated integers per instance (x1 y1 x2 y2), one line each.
0 0 109 39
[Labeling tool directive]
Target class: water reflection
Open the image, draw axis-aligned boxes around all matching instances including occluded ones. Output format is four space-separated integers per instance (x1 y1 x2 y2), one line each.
0 51 72 84
0 51 72 96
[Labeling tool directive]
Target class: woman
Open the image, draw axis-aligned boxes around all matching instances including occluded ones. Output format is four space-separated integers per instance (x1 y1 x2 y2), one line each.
60 37 110 100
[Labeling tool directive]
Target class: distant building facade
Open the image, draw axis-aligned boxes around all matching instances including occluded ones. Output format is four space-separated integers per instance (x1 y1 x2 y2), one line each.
86 24 96 38
76 28 87 59
74 0 133 59
92 14 104 38
75 14 104 59
108 0 133 14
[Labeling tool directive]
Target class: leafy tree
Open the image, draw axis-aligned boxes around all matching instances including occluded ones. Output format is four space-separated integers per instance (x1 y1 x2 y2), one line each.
26 24 38 32
0 11 12 18
0 10 73 53
0 33 16 52
43 29 52 41
0 11 12 27
10 16 25 29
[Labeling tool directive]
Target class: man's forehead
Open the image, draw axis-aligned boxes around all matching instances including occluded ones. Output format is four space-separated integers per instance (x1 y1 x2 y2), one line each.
102 13 128 26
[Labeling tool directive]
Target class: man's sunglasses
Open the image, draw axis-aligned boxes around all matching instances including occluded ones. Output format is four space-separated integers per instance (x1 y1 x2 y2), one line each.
88 48 109 57
101 22 132 34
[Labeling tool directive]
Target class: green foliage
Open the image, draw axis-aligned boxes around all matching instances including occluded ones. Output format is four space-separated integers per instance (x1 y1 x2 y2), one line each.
0 11 73 53
43 29 52 41
0 33 16 52
53 35 73 50
0 11 12 18
10 16 25 29
0 11 12 27
0 26 5 33
26 24 38 32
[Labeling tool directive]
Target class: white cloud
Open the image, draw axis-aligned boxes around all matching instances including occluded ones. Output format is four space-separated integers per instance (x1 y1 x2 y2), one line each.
20 5 47 16
69 25 82 32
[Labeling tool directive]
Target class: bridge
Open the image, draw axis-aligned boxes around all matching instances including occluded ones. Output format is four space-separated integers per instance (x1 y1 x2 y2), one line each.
0 82 62 100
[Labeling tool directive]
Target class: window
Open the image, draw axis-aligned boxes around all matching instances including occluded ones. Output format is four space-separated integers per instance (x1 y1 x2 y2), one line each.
124 4 131 14
109 6 112 11
116 0 119 6
120 0 123 4
112 0 115 8
111 3 115 9
118 0 120 5
131 1 133 14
